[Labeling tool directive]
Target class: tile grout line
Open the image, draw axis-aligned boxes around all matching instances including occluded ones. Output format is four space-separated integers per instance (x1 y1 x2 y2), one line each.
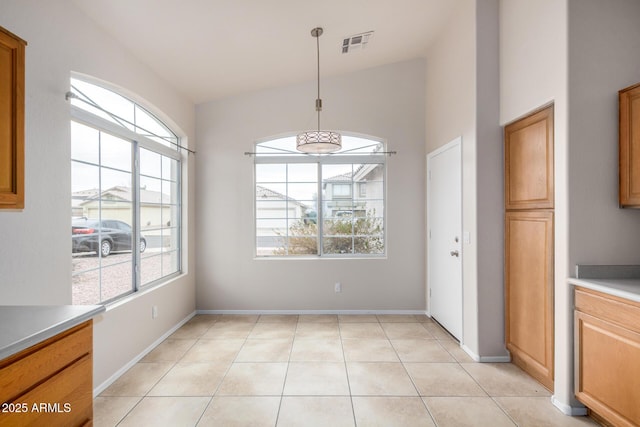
116 317 219 426
393 320 464 427
189 316 244 426
273 315 299 427
385 322 431 403
338 318 359 427
456 362 521 426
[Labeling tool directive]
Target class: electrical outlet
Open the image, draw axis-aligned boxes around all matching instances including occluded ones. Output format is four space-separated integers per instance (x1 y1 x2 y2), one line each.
152 305 158 319
335 282 342 293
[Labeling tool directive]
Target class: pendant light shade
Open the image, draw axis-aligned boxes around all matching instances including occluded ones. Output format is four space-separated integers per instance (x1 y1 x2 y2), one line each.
296 131 342 153
296 27 342 154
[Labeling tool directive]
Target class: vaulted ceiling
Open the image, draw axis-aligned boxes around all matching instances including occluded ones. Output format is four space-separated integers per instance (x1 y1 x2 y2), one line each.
72 0 460 104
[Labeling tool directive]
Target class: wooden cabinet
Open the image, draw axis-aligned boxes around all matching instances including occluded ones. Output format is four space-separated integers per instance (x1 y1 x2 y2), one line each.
575 287 640 427
0 26 26 210
504 104 555 391
619 82 640 208
0 321 93 427
505 210 554 390
504 105 554 210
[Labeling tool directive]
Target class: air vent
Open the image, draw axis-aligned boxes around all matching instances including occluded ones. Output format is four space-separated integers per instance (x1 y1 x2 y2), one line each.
342 31 374 54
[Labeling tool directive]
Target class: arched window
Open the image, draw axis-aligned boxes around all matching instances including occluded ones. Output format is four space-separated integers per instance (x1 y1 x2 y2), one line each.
254 135 386 257
70 76 182 304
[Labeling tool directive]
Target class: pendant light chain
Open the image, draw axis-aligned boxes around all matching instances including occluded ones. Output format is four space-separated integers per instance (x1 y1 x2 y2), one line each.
296 27 342 153
316 30 321 132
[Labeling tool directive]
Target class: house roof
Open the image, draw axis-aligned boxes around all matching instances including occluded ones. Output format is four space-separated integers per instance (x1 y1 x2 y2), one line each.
256 185 310 208
324 163 380 184
74 186 171 205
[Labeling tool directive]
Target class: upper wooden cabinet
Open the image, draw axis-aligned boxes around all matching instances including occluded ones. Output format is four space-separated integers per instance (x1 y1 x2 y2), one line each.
619 82 640 208
505 105 554 210
0 26 26 210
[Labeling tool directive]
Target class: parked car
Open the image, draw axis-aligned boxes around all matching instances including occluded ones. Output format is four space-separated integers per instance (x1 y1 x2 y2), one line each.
72 218 146 257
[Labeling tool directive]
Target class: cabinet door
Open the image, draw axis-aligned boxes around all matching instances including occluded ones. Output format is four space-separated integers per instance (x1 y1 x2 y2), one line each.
619 82 640 207
505 105 554 210
0 26 26 210
575 311 640 427
505 210 554 391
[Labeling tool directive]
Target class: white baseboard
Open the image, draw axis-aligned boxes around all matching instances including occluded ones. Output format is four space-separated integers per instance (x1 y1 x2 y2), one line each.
551 396 588 416
461 344 510 362
93 311 196 397
196 309 428 315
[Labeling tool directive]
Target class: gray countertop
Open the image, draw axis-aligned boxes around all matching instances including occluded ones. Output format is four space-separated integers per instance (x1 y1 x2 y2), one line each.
569 278 640 303
0 305 105 360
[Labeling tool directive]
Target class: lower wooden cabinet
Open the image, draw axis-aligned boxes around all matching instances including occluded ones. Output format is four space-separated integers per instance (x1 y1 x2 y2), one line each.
575 287 640 427
505 210 554 391
0 320 93 427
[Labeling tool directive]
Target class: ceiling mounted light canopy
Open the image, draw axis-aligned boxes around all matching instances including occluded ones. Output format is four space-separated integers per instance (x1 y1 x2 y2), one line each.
296 27 342 154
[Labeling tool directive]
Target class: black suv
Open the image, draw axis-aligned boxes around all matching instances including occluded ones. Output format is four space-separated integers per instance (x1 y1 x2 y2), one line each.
72 218 146 257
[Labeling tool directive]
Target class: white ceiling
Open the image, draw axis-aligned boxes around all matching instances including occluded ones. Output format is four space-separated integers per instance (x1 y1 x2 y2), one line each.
72 0 459 104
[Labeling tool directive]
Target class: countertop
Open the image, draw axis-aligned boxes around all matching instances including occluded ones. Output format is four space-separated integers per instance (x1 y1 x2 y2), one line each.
569 277 640 303
0 305 105 360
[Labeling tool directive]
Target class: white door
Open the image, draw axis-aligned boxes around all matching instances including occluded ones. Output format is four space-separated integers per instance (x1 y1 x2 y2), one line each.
427 137 462 341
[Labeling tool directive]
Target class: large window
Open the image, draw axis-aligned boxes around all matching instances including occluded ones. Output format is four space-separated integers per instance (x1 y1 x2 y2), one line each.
70 77 182 305
254 135 385 257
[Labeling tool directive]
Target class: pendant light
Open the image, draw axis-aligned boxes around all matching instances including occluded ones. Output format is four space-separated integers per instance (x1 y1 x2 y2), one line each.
296 27 342 154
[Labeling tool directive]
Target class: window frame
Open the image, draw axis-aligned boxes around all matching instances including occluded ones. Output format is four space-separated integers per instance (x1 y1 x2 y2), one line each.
71 97 182 304
253 135 387 259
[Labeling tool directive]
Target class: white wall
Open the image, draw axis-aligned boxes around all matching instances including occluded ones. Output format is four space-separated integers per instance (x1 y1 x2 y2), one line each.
0 0 196 389
500 0 571 411
566 0 640 407
568 0 640 266
474 0 503 358
501 0 640 413
196 59 426 311
425 0 504 359
425 0 479 354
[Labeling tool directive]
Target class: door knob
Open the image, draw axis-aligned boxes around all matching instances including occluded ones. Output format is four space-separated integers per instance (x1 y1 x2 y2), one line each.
450 250 459 257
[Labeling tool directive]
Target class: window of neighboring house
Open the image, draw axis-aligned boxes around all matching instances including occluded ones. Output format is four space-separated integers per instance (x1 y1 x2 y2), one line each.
359 182 367 198
331 183 352 198
70 76 182 305
254 134 385 257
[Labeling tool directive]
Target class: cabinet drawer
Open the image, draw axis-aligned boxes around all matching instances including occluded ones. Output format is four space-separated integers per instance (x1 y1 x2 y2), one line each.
0 354 92 427
575 287 640 334
0 321 92 404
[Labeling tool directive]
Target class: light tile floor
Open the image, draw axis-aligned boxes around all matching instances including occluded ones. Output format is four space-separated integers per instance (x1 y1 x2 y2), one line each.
95 314 601 426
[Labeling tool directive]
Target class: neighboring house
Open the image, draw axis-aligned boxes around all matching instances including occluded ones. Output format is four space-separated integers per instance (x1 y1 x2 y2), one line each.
73 186 172 247
323 164 384 219
255 185 313 253
71 188 99 217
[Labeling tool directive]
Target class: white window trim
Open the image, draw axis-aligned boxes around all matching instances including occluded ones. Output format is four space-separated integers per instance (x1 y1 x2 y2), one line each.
71 107 181 162
253 138 387 259
71 107 183 303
